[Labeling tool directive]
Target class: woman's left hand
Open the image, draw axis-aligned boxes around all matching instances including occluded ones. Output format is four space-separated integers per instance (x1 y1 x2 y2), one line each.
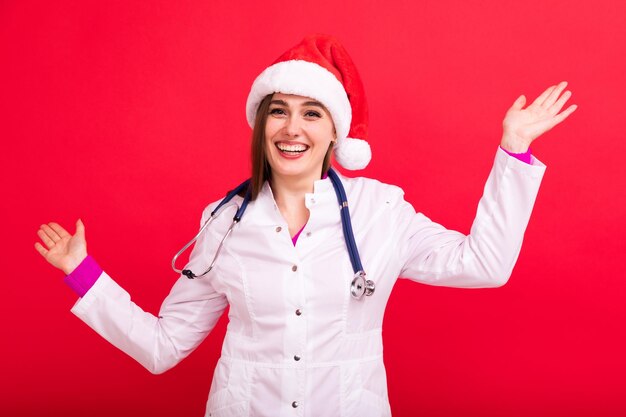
500 81 577 153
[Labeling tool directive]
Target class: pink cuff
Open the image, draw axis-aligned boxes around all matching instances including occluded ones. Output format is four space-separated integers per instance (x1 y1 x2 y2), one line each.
292 171 328 245
64 255 103 297
292 224 306 245
500 146 532 164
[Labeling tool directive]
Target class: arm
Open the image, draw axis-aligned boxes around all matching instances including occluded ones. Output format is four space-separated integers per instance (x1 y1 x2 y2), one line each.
397 82 576 287
70 208 227 374
35 210 228 374
397 147 545 287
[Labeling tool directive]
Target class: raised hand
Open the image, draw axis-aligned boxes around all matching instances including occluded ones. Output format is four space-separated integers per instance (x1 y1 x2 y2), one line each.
500 81 577 153
35 220 87 275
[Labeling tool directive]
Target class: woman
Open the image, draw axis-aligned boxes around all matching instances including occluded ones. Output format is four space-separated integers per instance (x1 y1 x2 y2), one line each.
35 34 576 416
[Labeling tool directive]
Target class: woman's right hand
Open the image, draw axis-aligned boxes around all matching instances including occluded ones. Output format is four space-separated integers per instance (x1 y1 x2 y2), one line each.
35 220 87 275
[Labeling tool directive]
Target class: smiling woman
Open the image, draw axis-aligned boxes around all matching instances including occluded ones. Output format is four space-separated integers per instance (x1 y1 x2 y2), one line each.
263 93 338 238
266 95 335 181
35 34 575 417
250 93 337 201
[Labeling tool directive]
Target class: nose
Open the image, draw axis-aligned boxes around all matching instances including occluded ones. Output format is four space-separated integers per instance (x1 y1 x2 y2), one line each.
284 114 303 137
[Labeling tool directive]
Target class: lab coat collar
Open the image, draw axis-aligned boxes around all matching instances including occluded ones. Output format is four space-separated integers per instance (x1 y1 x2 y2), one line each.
258 171 335 202
249 170 341 227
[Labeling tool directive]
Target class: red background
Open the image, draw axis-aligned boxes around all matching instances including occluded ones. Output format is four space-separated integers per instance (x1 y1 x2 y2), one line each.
2 1 625 416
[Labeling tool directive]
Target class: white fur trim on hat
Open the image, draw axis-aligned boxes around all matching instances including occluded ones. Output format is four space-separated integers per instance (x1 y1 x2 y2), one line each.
334 137 371 170
246 60 352 140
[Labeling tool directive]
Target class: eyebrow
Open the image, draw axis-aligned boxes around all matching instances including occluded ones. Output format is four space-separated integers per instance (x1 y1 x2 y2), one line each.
270 99 326 109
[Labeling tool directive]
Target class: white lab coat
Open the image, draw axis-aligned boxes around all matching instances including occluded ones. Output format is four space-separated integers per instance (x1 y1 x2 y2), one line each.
71 148 546 417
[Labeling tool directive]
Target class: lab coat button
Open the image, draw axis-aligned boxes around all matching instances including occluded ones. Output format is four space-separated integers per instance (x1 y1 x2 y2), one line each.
295 309 302 316
292 265 298 272
292 401 299 408
294 355 301 361
310 197 316 204
306 231 312 237
276 226 282 233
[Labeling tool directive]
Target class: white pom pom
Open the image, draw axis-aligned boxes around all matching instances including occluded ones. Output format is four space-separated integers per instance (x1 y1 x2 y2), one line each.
334 137 371 170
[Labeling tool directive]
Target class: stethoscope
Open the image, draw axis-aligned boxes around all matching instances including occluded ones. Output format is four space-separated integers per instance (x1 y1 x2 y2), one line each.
172 168 375 300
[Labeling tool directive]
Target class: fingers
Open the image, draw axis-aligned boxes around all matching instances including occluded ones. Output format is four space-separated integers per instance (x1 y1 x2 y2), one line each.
48 222 71 239
38 225 59 248
511 95 526 111
37 221 72 250
552 104 578 125
76 219 85 238
535 103 578 135
541 81 568 108
549 90 572 115
34 241 48 257
530 85 556 108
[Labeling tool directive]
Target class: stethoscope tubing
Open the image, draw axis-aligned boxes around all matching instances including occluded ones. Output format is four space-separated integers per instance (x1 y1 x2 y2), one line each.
327 169 374 299
327 169 362 272
172 180 250 279
172 169 375 299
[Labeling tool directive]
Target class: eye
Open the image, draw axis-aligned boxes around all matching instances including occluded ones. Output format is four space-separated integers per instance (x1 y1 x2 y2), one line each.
269 108 286 115
304 110 322 118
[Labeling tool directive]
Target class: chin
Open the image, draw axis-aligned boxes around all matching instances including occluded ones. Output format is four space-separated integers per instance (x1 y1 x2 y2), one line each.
270 162 318 179
273 166 309 178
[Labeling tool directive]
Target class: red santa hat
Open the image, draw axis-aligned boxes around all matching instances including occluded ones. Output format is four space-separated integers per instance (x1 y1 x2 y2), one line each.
245 34 371 170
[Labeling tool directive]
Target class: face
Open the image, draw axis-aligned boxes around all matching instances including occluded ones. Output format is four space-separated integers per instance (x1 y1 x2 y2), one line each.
264 93 336 181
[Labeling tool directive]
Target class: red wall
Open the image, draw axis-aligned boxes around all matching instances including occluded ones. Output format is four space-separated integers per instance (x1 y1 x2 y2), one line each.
2 1 625 416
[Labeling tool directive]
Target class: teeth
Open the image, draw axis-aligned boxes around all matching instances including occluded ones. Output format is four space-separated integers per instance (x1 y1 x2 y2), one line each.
277 143 308 152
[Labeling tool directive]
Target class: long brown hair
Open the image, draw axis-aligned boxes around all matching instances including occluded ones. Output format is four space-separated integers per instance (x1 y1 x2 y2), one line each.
249 94 335 200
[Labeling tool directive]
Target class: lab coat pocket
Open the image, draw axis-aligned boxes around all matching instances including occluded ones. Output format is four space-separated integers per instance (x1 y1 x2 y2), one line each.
206 387 250 417
206 360 251 417
207 400 249 417
356 388 392 417
343 388 391 417
342 359 392 417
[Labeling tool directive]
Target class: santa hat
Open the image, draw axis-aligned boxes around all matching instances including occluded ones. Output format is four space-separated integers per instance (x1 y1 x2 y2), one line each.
245 34 371 170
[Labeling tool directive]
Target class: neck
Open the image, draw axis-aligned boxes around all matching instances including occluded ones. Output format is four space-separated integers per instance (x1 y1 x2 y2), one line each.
269 171 323 237
270 171 319 209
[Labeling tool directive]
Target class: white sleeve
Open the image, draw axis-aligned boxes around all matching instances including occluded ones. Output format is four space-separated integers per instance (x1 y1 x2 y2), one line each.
70 207 228 374
396 147 546 288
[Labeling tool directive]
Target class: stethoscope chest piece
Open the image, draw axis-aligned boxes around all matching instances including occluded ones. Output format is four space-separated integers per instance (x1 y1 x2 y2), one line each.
351 271 375 300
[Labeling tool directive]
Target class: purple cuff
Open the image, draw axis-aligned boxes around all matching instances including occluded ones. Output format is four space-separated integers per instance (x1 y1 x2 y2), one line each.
500 146 532 164
64 255 103 297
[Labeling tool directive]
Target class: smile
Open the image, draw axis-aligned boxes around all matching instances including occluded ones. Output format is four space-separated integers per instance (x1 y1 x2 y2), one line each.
275 142 310 155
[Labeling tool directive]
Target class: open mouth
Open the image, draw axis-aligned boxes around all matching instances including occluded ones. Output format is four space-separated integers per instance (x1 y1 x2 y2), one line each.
276 142 310 156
